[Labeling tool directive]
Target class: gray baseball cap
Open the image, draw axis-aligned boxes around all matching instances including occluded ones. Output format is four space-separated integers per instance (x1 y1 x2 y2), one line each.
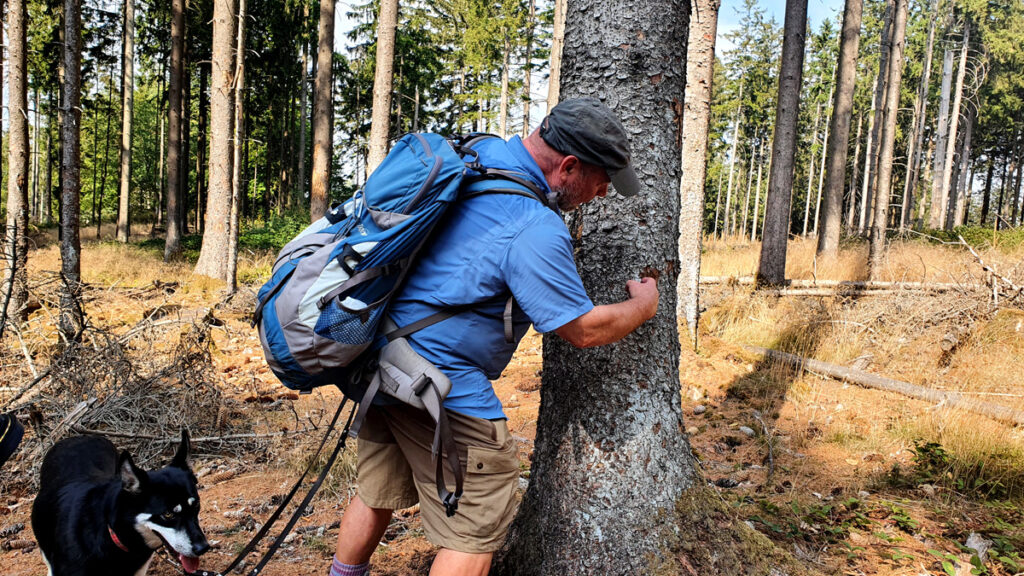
539 98 640 196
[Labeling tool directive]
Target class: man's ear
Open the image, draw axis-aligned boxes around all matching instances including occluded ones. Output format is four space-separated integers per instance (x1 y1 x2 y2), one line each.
171 429 191 469
119 452 148 494
558 155 581 177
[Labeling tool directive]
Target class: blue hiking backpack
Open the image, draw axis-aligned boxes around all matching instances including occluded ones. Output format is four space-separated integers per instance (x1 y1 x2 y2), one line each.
254 133 551 516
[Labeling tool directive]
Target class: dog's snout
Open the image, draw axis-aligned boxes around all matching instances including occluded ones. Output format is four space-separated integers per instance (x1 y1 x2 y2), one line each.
192 539 210 556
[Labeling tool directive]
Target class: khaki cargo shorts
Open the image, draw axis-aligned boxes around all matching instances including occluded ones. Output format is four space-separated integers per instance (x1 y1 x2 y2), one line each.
356 403 520 554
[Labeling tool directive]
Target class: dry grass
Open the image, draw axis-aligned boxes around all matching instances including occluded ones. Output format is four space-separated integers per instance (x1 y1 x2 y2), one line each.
699 234 1024 499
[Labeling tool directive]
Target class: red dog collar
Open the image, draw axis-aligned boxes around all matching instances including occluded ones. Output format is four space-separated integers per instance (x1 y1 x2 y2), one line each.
108 525 131 552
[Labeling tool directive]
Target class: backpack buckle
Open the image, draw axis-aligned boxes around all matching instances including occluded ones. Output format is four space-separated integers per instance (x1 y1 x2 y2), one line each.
410 374 431 396
442 492 460 517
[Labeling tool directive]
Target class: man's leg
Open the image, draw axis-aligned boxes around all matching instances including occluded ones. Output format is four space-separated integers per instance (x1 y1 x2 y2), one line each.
430 549 493 576
334 496 392 565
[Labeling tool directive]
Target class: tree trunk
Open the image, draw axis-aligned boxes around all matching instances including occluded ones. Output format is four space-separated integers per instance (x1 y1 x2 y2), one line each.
757 0 808 286
310 0 335 221
498 34 510 138
60 0 84 342
867 0 908 280
31 88 40 224
712 163 723 237
97 66 115 239
501 0 697 571
802 101 821 237
723 82 742 239
938 21 969 231
164 0 185 260
155 59 165 229
951 107 974 227
817 0 861 255
901 0 938 230
857 75 876 233
979 154 993 225
44 92 54 226
366 0 398 172
5 0 30 323
677 0 720 347
929 48 954 229
863 0 895 233
742 151 754 236
227 0 247 294
521 0 535 137
194 0 236 282
116 0 135 242
812 84 832 236
545 0 566 113
195 64 209 232
751 140 766 241
846 113 862 230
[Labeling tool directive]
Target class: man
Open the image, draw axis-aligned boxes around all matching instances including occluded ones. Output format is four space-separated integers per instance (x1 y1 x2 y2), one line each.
330 98 658 576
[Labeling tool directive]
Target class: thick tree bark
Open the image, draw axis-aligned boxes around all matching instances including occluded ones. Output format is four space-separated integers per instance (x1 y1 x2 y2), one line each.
164 0 185 260
366 0 398 172
60 0 84 342
5 0 30 323
545 0 565 113
817 0 862 256
868 0 908 279
194 0 236 281
757 0 808 287
901 0 938 230
938 21 970 231
116 0 135 242
929 48 954 229
677 0 720 347
500 0 697 572
309 0 335 221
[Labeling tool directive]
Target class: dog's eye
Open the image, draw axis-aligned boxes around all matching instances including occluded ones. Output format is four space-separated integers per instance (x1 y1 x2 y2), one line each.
161 511 177 521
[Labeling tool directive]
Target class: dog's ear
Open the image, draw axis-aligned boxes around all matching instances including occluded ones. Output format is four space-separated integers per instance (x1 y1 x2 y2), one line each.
119 452 148 494
171 428 191 469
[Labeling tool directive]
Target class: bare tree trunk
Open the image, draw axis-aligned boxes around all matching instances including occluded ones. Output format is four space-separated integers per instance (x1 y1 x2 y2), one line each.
723 82 742 239
498 35 510 138
757 0 808 287
227 0 247 294
818 0 862 255
60 0 84 342
44 93 54 226
712 164 723 237
938 21 969 231
868 0 908 280
901 0 938 230
857 79 876 233
545 0 565 113
951 107 974 227
116 0 135 242
521 0 535 138
1012 142 1023 226
846 113 862 230
366 0 398 172
863 0 895 233
31 88 40 224
193 0 236 281
5 0 30 323
813 88 831 236
929 48 954 229
97 67 115 239
802 101 821 237
155 59 165 229
310 0 335 221
751 140 766 241
742 154 754 237
677 0 720 347
164 0 185 260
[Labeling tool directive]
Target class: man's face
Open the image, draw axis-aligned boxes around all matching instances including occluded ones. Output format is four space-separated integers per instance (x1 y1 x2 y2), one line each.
554 163 611 212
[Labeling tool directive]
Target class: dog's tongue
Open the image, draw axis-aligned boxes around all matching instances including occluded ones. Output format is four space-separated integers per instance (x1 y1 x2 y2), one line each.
180 554 200 574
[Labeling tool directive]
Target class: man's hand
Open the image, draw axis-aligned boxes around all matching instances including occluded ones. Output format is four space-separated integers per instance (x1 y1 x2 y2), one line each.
626 277 659 321
555 276 661 348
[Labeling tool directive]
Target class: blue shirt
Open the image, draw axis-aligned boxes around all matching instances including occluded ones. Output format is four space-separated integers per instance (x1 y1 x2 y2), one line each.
388 135 594 420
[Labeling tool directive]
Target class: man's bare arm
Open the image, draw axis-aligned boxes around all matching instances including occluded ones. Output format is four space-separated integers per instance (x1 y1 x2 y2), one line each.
554 277 658 348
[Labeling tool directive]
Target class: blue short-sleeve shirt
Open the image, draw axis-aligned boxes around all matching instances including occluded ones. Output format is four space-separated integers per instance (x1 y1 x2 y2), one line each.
387 135 593 420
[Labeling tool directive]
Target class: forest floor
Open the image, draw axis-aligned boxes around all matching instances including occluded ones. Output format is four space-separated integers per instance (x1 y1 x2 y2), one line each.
1 226 1024 576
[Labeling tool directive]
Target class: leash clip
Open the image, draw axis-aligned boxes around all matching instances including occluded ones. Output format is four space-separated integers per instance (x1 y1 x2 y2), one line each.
442 492 461 517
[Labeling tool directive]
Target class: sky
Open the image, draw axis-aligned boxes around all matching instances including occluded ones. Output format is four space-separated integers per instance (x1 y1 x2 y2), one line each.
716 0 840 53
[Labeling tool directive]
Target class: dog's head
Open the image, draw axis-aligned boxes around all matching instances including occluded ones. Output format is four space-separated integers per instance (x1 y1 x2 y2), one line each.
120 430 209 573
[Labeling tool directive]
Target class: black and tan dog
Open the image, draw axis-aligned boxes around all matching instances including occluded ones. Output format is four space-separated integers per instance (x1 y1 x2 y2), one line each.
32 431 209 576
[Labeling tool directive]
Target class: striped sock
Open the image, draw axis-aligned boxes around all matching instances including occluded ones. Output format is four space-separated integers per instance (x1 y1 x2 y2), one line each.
330 555 369 576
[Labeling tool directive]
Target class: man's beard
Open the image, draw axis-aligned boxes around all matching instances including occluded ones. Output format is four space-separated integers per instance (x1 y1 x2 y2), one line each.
553 178 586 212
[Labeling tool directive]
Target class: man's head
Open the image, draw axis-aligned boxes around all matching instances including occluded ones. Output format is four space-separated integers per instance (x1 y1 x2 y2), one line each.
525 98 639 211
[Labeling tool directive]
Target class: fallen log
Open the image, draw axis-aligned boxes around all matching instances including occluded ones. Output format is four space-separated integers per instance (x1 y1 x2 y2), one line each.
743 345 1024 427
700 277 982 291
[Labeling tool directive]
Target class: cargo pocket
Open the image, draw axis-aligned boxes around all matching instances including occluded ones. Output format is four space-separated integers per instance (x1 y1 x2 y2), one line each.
459 441 520 539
